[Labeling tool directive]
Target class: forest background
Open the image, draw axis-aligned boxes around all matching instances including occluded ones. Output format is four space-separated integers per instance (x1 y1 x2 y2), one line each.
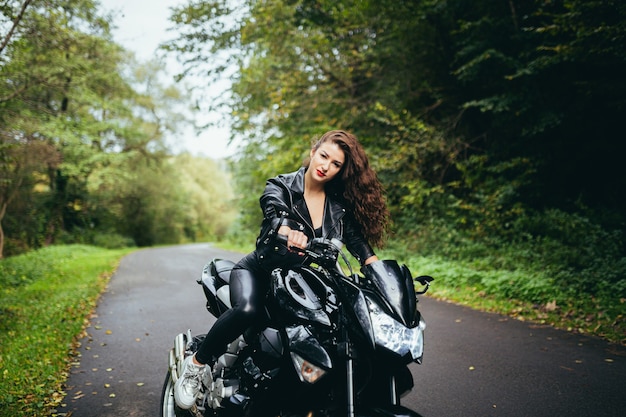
1 0 625 346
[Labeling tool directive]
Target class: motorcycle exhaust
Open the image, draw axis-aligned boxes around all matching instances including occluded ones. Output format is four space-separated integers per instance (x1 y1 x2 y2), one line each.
169 348 178 383
174 332 187 377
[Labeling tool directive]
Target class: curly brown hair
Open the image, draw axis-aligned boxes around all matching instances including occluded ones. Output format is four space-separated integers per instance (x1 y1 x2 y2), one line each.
309 130 390 248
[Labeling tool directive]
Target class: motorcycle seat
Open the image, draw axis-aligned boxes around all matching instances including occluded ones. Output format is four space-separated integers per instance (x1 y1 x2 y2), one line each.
212 259 236 284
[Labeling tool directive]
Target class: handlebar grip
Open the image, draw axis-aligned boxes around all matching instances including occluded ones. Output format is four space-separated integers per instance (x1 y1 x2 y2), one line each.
275 233 288 246
275 233 307 253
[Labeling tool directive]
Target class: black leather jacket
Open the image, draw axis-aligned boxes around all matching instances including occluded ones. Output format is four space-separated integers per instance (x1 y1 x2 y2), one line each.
256 168 375 266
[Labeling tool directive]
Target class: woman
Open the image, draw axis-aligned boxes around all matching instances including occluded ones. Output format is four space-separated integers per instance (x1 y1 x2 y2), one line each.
174 129 389 409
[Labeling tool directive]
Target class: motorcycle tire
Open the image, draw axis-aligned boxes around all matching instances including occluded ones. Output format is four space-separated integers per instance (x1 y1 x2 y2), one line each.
160 370 197 417
160 334 208 417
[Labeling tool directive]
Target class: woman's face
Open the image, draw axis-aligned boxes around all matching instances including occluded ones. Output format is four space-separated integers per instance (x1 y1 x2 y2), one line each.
308 141 345 184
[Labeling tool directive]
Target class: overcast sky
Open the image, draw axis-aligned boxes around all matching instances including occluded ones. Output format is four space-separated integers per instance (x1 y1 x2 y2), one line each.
102 0 234 158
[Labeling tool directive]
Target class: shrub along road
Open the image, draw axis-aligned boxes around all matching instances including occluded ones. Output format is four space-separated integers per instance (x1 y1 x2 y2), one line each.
61 244 626 417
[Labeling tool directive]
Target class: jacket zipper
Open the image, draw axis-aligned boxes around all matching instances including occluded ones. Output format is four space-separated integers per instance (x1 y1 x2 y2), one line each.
293 203 315 236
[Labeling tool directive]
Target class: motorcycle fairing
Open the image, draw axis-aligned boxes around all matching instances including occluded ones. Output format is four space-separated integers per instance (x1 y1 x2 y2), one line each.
338 273 425 363
363 291 425 363
199 259 235 317
259 327 284 358
286 324 332 370
336 277 376 349
271 267 336 327
361 260 418 328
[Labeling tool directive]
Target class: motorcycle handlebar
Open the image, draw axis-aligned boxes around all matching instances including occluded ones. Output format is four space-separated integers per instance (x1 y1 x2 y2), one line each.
275 234 345 269
275 233 433 294
275 233 340 253
274 233 305 253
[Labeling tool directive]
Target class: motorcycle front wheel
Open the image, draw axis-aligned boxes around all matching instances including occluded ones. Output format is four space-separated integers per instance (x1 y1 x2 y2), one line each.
161 370 198 417
160 371 178 417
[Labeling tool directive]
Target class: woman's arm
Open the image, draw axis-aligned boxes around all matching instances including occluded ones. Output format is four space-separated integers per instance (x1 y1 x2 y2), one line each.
363 255 379 265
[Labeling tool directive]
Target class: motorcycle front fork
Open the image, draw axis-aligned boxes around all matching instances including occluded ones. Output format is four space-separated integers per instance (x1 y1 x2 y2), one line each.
344 331 400 417
345 357 401 417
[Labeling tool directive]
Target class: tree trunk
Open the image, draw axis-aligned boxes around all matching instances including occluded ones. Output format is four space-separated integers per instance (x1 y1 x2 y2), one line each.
0 202 7 259
0 0 33 56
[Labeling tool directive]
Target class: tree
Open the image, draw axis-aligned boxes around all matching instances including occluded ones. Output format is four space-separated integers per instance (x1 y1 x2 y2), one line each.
165 0 465 231
173 153 236 241
0 135 60 257
0 0 33 57
0 0 200 255
167 0 626 237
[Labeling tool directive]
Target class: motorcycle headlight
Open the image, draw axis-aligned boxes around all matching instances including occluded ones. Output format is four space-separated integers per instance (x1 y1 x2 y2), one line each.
368 299 426 362
290 352 327 384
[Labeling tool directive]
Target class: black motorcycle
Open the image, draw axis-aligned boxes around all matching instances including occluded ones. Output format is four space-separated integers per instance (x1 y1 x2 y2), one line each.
160 235 433 417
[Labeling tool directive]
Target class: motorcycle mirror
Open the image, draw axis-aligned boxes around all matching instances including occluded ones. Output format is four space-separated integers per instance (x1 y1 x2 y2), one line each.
414 275 434 295
414 275 434 285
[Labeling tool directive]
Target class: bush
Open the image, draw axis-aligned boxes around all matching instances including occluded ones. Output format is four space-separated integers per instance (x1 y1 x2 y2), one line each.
54 229 136 250
91 232 136 249
401 207 626 301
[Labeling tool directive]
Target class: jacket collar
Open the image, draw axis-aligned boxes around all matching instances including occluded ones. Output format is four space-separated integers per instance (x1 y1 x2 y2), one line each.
282 167 346 237
288 167 306 198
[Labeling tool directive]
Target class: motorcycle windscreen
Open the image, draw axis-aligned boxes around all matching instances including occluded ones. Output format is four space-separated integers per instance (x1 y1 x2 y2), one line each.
361 260 418 327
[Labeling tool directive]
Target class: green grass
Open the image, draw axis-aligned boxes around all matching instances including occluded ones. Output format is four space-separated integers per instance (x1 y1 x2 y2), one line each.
392 253 626 346
0 245 134 417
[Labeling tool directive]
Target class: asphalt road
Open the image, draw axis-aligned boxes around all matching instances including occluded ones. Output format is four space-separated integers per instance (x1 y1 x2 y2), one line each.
61 244 626 417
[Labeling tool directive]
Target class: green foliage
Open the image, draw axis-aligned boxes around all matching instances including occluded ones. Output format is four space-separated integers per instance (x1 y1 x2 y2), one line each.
0 1 235 257
395 207 626 304
398 251 625 345
90 232 136 249
172 154 237 241
166 0 626 341
0 245 133 416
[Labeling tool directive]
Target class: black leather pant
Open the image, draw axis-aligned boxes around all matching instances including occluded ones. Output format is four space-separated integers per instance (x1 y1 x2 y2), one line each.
194 252 270 365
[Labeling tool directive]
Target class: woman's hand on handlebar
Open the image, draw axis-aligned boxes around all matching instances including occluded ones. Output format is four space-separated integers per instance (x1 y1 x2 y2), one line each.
277 226 308 253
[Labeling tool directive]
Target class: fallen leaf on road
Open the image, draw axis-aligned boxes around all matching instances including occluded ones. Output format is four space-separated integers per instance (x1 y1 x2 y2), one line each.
544 300 558 312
